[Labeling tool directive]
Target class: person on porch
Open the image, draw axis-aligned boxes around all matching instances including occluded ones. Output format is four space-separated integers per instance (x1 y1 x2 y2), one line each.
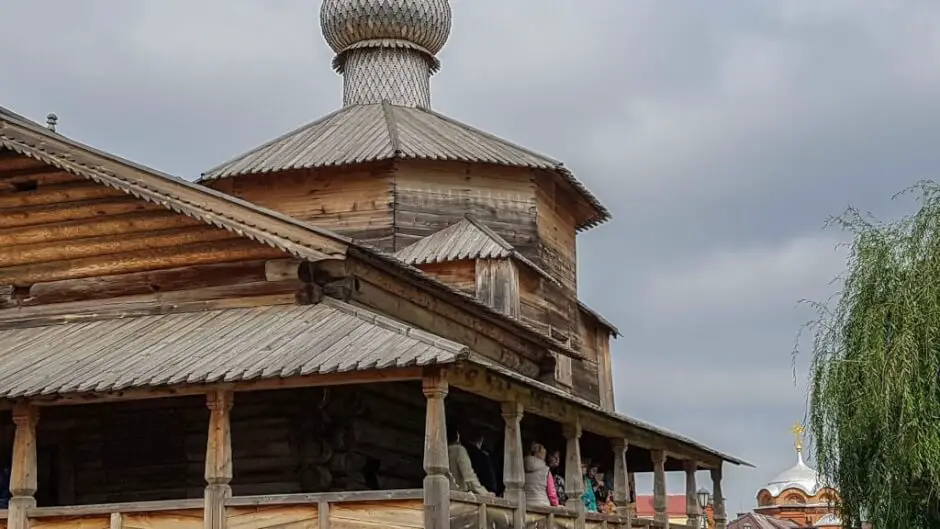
523 442 559 507
447 424 493 496
463 429 498 494
580 458 599 512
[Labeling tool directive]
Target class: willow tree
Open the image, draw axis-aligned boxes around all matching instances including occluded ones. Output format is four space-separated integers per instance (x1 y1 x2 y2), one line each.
806 182 940 529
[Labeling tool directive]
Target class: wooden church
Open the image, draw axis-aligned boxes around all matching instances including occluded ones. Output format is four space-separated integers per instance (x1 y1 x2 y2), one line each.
0 1 748 529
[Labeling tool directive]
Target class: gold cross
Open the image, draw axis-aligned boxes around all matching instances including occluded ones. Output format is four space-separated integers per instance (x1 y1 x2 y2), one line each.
791 423 805 453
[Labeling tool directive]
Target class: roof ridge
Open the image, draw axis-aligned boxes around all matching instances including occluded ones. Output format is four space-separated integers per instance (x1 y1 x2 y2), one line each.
462 214 514 251
381 101 402 155
322 297 468 356
201 106 350 180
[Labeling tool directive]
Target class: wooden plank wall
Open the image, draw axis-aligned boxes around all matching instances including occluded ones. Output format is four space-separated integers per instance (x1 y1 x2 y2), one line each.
534 174 578 294
27 384 431 507
572 316 602 405
392 161 538 254
206 164 396 251
416 260 476 295
518 267 575 345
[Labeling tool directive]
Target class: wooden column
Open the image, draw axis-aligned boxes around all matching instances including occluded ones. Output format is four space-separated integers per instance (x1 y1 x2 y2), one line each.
711 466 727 529
204 390 233 529
8 403 38 529
563 418 585 529
611 439 632 527
684 461 701 529
651 450 668 528
423 370 450 529
501 401 525 529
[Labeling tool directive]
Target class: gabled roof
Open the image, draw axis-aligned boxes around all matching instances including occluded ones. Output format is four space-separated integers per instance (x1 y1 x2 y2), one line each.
0 106 348 262
0 105 584 360
0 298 466 398
200 102 609 231
394 214 559 285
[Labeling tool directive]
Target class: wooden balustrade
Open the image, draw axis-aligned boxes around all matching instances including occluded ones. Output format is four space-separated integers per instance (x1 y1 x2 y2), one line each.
451 491 653 529
0 490 424 529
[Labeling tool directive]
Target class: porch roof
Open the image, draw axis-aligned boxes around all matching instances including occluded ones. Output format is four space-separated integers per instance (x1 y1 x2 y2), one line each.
0 298 467 398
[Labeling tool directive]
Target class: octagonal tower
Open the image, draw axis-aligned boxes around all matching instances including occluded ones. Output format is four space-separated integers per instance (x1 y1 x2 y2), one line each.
200 0 617 407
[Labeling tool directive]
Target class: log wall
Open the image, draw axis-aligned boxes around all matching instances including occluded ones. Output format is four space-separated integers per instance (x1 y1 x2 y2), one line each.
0 153 287 290
206 164 396 251
23 384 430 507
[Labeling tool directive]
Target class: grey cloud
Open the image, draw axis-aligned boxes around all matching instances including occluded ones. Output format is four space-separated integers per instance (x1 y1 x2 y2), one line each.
2 0 937 511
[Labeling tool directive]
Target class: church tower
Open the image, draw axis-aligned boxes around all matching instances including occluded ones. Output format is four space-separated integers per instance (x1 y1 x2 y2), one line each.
200 0 618 407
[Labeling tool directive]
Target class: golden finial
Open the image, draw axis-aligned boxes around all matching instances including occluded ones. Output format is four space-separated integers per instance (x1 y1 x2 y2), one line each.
791 423 805 453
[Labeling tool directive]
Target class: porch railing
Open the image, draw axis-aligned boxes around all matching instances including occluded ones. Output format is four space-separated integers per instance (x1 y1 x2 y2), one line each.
0 489 424 529
450 491 667 529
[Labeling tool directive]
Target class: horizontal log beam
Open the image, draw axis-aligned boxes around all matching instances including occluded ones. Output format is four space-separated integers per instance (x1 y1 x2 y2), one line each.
0 155 48 173
0 239 286 285
448 363 724 469
20 259 277 306
0 280 303 328
0 210 199 247
0 197 159 229
0 226 235 268
0 181 123 208
12 366 423 408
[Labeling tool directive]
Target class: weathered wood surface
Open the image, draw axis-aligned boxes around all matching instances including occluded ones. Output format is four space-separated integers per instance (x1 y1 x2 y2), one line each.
392 161 538 256
476 259 520 319
417 261 476 295
207 165 395 251
23 495 424 529
450 493 515 529
332 258 547 378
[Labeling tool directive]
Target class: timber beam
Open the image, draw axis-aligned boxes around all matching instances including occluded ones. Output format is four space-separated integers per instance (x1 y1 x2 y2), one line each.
448 363 726 470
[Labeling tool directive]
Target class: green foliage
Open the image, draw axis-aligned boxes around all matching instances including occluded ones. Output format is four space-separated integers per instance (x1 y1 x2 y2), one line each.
805 182 940 529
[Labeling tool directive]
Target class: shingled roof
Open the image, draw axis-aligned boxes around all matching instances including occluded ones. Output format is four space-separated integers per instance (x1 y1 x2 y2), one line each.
0 299 467 398
200 102 610 231
394 214 558 285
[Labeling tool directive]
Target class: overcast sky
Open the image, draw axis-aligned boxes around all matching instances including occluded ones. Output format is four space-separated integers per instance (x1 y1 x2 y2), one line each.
3 0 939 514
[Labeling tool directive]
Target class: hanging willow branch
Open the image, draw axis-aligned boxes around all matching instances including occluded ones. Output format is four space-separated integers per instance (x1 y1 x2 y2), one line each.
804 181 940 529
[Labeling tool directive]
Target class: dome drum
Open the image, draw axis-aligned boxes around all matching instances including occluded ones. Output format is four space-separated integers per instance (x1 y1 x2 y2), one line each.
320 0 452 109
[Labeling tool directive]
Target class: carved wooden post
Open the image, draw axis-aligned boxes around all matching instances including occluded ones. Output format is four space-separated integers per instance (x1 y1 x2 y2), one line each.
684 461 700 529
711 466 726 529
8 403 38 529
611 439 632 527
423 370 450 529
501 401 525 529
205 390 233 529
651 450 668 528
563 418 585 529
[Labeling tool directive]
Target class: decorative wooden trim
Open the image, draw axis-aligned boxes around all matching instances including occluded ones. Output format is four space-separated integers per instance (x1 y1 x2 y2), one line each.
683 460 701 528
652 450 668 528
8 403 38 529
501 400 526 529
204 390 233 529
711 466 727 529
422 367 450 529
